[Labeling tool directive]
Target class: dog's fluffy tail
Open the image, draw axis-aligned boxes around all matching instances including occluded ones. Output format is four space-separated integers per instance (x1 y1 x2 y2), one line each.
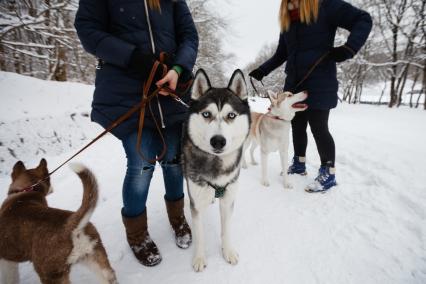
66 163 98 231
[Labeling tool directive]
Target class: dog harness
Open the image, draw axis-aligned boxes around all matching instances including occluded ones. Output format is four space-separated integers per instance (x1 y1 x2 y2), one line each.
206 181 229 198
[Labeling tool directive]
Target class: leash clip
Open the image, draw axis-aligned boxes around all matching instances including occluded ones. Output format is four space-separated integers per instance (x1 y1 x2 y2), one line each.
173 96 190 108
161 85 190 108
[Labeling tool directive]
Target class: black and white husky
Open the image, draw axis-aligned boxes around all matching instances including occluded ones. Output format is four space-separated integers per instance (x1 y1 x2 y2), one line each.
182 69 251 272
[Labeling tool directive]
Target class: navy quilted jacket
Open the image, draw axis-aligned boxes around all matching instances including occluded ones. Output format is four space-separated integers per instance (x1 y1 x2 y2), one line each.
75 0 198 138
260 0 372 109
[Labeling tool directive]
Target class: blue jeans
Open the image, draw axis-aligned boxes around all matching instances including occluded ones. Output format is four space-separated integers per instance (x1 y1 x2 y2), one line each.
121 123 184 217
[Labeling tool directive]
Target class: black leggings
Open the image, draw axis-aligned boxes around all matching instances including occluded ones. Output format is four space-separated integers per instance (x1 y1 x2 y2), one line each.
291 109 335 167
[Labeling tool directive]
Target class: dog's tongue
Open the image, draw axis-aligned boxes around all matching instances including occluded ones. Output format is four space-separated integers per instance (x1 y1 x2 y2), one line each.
292 103 308 109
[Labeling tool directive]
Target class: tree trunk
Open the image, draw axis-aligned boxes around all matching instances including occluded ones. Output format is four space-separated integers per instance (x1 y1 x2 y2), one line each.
423 59 426 110
409 71 420 108
347 87 353 104
415 92 422 108
388 24 399 108
53 45 67 81
397 66 409 107
389 77 397 107
0 45 5 70
378 81 386 105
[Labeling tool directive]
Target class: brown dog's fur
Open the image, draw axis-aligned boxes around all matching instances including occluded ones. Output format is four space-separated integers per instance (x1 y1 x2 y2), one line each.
0 159 117 284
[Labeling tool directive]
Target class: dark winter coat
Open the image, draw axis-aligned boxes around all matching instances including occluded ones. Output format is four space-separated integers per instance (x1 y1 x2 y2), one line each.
259 0 372 110
74 0 198 139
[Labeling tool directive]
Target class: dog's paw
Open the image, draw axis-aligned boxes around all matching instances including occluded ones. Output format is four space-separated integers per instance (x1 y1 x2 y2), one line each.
192 256 207 272
261 180 270 187
251 161 258 166
222 247 239 265
241 163 248 169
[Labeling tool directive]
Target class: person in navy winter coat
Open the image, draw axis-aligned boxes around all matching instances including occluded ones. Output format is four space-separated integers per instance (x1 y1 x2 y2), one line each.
75 0 198 266
249 0 372 192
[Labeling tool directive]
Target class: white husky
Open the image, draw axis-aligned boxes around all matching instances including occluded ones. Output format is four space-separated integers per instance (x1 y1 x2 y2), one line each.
242 90 308 188
182 69 251 272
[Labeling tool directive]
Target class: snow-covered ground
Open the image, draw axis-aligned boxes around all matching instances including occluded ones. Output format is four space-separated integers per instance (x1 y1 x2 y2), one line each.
0 72 425 284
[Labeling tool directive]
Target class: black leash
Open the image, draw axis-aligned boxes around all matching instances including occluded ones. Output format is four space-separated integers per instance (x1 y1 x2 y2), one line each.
249 51 331 94
250 76 265 97
293 51 331 91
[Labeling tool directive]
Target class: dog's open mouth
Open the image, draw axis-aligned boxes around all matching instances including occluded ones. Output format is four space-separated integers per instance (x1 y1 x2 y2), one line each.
292 103 308 109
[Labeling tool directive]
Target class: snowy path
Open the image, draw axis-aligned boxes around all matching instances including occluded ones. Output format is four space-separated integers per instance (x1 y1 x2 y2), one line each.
0 73 425 283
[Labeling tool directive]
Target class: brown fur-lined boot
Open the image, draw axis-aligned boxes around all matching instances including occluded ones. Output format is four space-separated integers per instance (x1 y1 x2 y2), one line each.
122 210 162 266
165 197 192 249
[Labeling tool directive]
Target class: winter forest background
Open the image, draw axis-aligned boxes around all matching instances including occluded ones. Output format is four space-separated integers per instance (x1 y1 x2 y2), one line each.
0 1 426 283
0 0 425 108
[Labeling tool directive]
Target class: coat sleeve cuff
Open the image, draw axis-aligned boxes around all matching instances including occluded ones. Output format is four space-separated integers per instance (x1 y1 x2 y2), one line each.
343 44 356 57
172 65 183 77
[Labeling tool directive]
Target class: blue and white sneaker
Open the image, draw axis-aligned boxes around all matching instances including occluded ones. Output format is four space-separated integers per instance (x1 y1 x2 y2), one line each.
305 166 337 193
287 156 307 176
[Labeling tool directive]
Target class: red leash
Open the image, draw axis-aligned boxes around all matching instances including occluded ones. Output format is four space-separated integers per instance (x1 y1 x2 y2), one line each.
9 183 43 194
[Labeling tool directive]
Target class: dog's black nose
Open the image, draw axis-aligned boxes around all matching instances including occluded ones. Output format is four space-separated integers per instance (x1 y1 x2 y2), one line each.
210 135 226 150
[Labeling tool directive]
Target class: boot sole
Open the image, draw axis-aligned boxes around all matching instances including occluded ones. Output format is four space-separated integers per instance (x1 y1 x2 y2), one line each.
138 256 162 267
288 172 307 176
177 243 191 249
305 182 337 193
177 240 192 249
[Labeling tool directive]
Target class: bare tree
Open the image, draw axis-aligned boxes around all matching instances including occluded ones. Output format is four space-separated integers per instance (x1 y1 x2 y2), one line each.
369 0 425 108
1 0 231 84
188 0 232 85
417 0 426 109
0 0 96 82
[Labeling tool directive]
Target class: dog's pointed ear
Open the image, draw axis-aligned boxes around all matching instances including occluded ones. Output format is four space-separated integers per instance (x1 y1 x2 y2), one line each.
267 90 278 102
191 69 211 100
37 158 48 174
228 69 247 100
12 161 26 180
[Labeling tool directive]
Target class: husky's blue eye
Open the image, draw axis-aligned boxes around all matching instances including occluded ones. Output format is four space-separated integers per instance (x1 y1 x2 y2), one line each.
228 112 237 119
202 111 211 118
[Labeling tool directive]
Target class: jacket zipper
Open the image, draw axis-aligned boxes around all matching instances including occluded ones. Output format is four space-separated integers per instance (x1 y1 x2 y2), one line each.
156 99 166 128
143 0 156 54
143 0 166 128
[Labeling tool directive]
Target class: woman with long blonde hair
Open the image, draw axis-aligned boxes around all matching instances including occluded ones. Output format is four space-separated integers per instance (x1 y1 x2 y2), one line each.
75 0 198 266
250 0 372 193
